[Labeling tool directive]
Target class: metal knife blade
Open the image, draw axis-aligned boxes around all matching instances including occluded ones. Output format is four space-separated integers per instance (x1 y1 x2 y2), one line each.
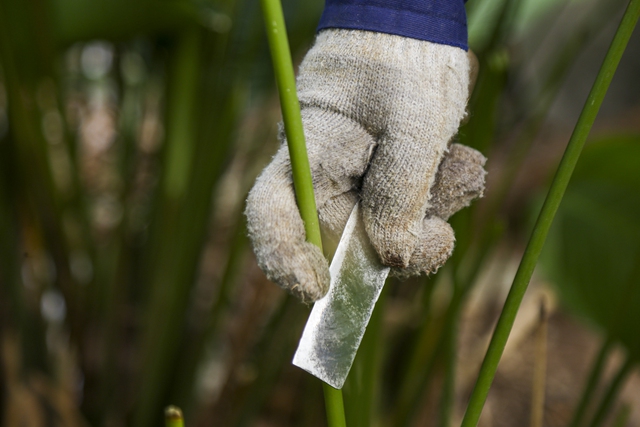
292 204 390 389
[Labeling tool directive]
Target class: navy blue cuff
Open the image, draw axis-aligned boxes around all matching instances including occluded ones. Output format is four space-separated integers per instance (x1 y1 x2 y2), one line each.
317 0 468 51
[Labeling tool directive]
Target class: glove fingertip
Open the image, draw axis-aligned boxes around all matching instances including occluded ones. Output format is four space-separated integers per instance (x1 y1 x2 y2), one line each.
256 242 330 303
362 208 416 268
390 216 455 279
449 143 487 166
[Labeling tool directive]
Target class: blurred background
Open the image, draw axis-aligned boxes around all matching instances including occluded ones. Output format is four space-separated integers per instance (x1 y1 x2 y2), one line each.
0 0 639 426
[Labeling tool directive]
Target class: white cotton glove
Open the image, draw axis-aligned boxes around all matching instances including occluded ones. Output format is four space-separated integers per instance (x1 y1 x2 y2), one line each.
245 29 486 303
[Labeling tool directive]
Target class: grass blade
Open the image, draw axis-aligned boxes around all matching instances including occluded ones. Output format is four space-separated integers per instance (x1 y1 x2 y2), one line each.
460 1 640 426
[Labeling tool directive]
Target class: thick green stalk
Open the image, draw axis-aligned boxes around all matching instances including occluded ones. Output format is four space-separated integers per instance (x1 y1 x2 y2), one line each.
323 383 347 427
460 1 640 426
259 0 322 248
259 0 346 426
569 338 613 427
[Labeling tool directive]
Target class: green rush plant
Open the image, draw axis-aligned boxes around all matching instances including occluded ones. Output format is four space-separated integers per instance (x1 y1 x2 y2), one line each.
460 0 640 425
1 0 639 426
258 0 346 425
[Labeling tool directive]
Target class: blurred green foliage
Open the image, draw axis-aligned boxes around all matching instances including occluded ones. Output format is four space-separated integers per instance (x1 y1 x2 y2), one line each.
541 135 640 360
0 0 639 426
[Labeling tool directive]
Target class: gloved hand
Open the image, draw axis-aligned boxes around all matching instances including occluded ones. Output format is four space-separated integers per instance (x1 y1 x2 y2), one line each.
246 29 486 303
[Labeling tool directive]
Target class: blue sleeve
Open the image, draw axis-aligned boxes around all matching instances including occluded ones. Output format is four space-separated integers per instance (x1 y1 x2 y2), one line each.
317 0 468 51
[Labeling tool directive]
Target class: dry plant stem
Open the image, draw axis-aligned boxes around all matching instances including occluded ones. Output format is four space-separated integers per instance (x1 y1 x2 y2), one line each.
530 300 548 427
460 1 640 426
569 338 613 427
259 0 346 425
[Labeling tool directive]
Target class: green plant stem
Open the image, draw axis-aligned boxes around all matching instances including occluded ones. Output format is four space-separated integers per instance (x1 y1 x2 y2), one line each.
569 338 613 427
460 1 640 426
393 222 502 427
587 357 635 427
259 0 345 426
164 406 184 427
324 382 348 427
259 0 322 249
344 284 386 427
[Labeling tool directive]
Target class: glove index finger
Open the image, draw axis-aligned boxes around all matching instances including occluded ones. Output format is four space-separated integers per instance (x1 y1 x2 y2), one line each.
361 43 470 269
362 133 449 268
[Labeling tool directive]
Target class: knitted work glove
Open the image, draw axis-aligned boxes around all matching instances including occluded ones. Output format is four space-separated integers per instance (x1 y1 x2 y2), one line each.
246 29 486 303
